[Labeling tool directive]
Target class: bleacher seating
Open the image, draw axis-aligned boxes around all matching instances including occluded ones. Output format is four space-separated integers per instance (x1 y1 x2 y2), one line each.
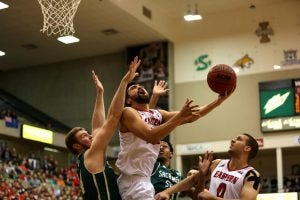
0 144 81 199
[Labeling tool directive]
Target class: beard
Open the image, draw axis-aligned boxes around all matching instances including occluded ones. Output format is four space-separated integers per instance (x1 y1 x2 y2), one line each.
78 141 91 151
132 93 150 104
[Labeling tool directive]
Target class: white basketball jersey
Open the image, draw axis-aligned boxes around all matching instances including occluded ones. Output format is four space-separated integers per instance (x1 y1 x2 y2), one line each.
209 159 254 199
116 109 162 177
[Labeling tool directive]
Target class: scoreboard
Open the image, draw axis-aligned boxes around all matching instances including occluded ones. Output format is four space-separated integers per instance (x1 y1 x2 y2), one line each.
259 79 300 132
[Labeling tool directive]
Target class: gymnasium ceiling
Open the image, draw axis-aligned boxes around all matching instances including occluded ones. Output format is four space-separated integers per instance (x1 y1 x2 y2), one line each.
0 0 289 71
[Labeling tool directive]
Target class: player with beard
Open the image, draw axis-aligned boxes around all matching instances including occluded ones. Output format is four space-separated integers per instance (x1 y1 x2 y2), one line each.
65 56 141 200
151 140 183 200
116 80 234 200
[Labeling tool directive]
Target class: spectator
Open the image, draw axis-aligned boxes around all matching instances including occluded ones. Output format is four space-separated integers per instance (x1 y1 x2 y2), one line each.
10 148 18 165
295 177 300 192
11 111 19 128
0 145 81 199
270 178 278 192
0 109 7 119
1 147 11 162
41 155 49 171
260 177 270 193
28 153 39 170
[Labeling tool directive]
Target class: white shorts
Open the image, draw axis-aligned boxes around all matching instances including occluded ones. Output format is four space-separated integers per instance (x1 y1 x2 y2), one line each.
117 174 155 200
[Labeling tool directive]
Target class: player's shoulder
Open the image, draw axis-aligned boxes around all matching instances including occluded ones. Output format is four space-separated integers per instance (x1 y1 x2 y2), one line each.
246 168 260 177
122 107 138 115
120 107 139 125
212 159 222 166
210 159 222 171
156 108 165 114
244 168 261 191
123 106 135 112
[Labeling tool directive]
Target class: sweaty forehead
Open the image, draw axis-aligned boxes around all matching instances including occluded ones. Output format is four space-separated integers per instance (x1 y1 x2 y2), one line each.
128 84 140 91
160 141 169 147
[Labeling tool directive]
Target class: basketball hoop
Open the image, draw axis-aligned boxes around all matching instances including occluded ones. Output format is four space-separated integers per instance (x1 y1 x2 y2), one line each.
37 0 81 36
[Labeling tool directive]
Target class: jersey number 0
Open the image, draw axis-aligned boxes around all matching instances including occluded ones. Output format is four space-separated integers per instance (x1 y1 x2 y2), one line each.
217 183 227 198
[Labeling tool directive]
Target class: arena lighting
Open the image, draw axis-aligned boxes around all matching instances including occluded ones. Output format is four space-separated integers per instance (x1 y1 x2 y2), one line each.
273 64 281 69
184 14 202 21
0 2 9 10
184 4 202 21
0 50 5 56
57 35 80 44
21 124 53 144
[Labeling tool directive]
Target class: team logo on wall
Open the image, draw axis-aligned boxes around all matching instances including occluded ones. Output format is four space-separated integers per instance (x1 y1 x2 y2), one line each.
255 21 273 43
194 54 212 71
233 54 254 69
282 49 300 65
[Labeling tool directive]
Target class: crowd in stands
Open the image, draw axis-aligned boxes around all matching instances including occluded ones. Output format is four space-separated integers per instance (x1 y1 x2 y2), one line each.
0 109 19 128
0 142 81 200
260 176 300 193
283 176 300 192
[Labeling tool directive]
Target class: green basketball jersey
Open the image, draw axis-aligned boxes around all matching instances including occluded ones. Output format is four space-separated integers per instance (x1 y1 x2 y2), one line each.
151 161 183 200
77 153 121 200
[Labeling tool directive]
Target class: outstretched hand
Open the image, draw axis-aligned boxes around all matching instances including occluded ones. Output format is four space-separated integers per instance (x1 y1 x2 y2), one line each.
217 85 236 104
177 98 201 123
123 56 141 83
193 151 213 200
92 70 104 93
154 191 170 200
152 80 169 96
198 151 213 177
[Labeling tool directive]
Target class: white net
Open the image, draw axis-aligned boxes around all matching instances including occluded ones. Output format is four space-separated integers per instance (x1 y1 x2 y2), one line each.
37 0 82 36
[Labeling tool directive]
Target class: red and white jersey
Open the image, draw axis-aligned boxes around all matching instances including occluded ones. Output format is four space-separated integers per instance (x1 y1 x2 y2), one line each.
209 159 254 199
116 109 163 177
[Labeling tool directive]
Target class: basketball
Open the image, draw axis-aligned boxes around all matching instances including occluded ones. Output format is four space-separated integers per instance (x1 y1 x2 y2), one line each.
207 64 236 95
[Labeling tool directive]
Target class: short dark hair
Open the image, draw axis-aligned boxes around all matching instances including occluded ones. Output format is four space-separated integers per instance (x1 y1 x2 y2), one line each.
243 133 259 160
162 140 173 153
65 127 84 155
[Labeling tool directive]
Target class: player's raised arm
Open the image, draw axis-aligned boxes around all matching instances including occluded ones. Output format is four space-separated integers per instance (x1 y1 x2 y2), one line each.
155 173 199 200
107 57 140 119
149 80 168 109
183 90 233 123
91 70 105 137
86 56 140 160
121 98 200 144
